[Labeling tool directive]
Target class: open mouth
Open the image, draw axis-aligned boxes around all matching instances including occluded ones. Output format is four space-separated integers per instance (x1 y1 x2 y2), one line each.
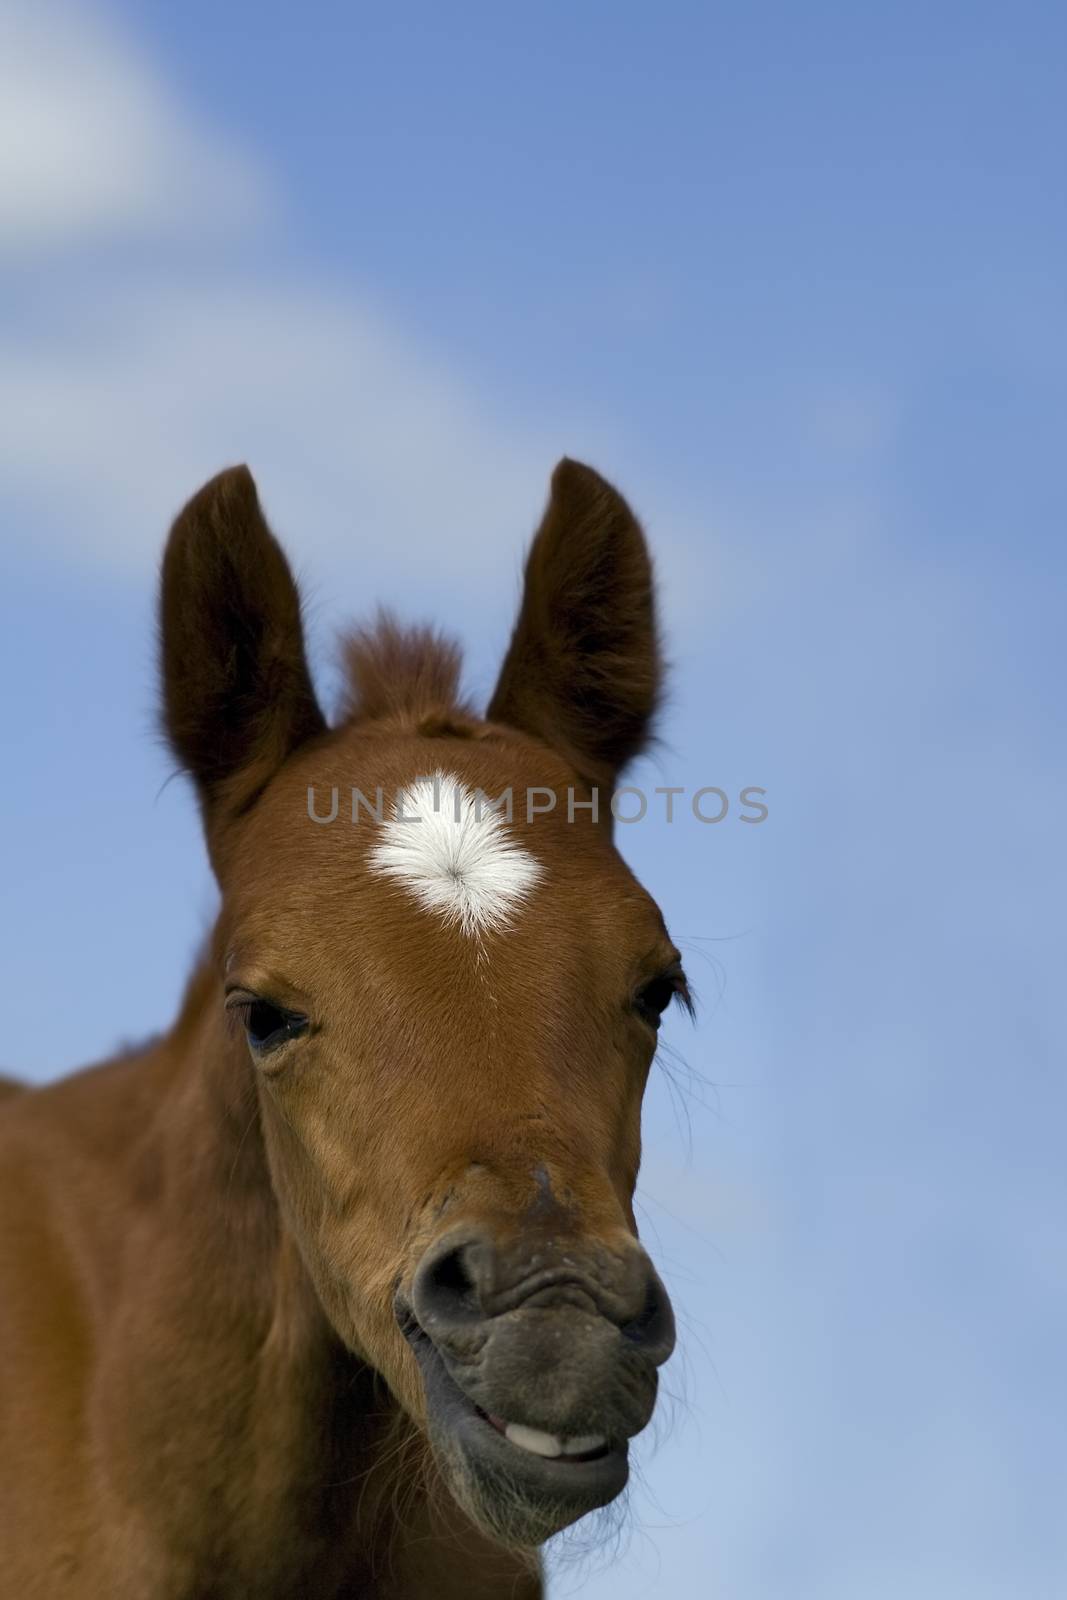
398 1309 629 1510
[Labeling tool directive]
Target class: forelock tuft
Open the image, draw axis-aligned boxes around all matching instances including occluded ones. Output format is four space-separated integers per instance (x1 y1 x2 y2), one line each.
341 613 472 727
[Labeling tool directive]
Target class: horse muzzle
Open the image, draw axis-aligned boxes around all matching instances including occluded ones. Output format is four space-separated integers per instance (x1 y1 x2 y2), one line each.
395 1224 675 1545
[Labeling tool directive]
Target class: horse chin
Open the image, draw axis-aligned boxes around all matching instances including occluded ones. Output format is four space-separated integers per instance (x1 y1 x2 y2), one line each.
406 1321 631 1548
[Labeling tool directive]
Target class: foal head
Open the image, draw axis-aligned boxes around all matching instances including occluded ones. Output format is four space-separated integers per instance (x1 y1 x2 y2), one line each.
160 460 689 1548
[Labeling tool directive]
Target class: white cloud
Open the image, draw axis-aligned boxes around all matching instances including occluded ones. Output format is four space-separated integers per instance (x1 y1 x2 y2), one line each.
0 0 729 651
0 264 747 650
0 276 553 597
0 0 268 252
0 5 562 612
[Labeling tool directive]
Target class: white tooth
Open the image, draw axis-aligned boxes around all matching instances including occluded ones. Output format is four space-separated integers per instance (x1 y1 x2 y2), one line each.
504 1423 563 1458
561 1434 607 1455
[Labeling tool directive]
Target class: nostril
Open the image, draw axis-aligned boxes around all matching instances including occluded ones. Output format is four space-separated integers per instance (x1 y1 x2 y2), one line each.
428 1246 477 1308
620 1269 676 1361
412 1238 486 1330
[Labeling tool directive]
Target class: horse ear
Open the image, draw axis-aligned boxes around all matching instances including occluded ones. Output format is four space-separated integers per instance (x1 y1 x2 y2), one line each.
487 458 662 788
160 466 326 839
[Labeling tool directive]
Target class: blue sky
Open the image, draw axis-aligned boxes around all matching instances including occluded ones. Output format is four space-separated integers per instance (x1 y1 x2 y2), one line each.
1 2 1064 1594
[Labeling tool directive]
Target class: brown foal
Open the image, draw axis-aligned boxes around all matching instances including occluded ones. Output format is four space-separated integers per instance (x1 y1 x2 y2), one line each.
0 460 690 1597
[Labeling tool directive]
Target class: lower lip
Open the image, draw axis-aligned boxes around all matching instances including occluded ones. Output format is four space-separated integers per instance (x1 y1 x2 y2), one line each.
404 1322 630 1500
452 1395 629 1497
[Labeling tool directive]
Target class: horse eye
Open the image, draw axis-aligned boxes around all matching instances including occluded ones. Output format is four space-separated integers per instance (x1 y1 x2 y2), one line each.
634 970 684 1028
231 997 309 1056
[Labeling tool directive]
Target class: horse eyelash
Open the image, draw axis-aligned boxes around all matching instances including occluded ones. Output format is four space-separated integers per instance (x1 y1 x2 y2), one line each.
225 1001 252 1038
672 973 696 1018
